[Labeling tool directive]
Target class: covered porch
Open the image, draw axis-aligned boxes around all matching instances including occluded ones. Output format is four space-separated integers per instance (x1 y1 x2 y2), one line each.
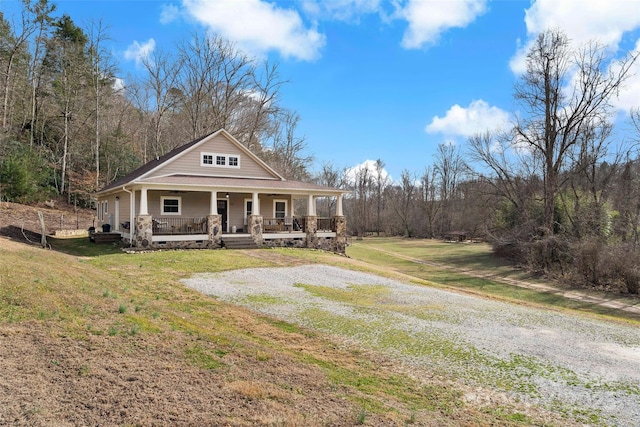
114 185 347 253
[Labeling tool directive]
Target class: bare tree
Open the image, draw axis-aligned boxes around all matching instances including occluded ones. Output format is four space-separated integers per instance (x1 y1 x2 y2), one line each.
261 110 312 180
420 166 440 238
86 19 116 190
140 47 183 158
513 29 638 237
434 143 468 233
390 170 417 237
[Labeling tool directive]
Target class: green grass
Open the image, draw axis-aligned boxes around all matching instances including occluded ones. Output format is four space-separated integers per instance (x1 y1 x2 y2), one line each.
340 238 640 324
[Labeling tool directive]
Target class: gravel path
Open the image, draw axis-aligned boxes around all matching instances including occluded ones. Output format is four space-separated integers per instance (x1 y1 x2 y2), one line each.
183 264 640 426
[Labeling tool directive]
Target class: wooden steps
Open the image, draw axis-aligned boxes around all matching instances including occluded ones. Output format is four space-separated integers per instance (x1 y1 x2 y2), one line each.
222 236 259 250
89 232 122 244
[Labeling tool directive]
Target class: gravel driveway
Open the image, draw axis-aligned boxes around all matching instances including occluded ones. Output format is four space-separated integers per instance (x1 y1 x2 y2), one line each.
183 265 640 427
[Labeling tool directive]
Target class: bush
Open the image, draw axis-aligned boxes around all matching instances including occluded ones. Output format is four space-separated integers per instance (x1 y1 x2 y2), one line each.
599 245 640 294
0 142 54 203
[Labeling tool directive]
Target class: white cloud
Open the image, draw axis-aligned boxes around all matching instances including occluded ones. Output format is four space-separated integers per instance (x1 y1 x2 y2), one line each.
301 0 382 22
345 159 391 185
112 77 125 92
124 39 156 67
425 100 510 137
613 38 640 113
400 0 487 49
510 0 640 73
182 0 326 61
160 3 180 24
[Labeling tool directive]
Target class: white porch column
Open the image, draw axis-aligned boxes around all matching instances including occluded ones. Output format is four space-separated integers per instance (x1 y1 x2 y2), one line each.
307 194 315 216
336 194 343 216
140 187 148 215
210 191 218 215
252 192 260 215
290 195 295 217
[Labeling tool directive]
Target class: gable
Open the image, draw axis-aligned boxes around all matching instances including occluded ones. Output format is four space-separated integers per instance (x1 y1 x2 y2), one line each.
145 131 280 181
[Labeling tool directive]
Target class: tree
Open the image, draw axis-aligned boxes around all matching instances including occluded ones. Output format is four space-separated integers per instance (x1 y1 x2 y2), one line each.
373 159 389 235
469 29 638 271
43 14 90 197
260 110 312 180
513 29 637 237
434 142 467 233
86 19 116 190
390 170 417 237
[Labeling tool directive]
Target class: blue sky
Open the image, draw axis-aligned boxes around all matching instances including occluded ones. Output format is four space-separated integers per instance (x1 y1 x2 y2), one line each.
4 0 640 180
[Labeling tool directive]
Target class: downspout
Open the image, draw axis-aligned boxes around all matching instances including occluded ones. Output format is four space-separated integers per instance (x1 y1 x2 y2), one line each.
122 186 134 245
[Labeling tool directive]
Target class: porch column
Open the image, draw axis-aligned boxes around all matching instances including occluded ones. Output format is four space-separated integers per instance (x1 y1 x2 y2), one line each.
305 215 318 249
207 214 222 248
139 187 149 215
210 191 218 215
249 214 263 247
307 194 315 216
290 195 295 217
332 215 347 254
336 194 343 216
252 192 260 215
134 214 153 248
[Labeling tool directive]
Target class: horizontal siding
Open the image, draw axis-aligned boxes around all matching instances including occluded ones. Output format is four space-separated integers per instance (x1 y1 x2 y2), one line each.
147 134 276 180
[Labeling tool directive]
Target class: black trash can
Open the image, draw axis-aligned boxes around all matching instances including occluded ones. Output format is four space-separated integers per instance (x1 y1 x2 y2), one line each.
102 223 111 233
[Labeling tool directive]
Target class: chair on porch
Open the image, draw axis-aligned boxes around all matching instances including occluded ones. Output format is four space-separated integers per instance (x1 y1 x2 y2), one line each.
284 217 293 232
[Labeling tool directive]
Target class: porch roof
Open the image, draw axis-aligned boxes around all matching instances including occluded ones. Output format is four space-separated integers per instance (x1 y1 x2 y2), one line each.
128 175 347 196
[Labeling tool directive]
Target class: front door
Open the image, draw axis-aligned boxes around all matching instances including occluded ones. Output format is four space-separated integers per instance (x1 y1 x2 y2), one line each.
217 200 228 232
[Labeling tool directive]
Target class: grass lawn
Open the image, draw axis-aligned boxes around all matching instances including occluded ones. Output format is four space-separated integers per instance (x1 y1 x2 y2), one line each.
0 236 567 426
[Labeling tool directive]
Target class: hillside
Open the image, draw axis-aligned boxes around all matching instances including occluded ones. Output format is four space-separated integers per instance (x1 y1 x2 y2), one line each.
0 201 96 243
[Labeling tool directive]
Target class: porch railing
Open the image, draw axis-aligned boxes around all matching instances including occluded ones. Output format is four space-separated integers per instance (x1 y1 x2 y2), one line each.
262 217 335 233
263 217 305 232
153 217 208 235
317 217 335 232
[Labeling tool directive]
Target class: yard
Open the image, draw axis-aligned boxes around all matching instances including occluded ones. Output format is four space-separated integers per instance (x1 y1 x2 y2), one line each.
1 228 639 426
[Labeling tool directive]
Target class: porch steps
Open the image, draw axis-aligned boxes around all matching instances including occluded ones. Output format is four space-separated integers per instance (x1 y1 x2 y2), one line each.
222 236 259 250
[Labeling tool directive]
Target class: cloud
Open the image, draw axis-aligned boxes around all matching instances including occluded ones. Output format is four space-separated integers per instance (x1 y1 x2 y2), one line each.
510 0 640 73
182 0 326 61
301 0 382 22
345 159 391 185
426 100 510 137
400 0 488 49
612 38 640 113
124 39 156 67
160 3 180 24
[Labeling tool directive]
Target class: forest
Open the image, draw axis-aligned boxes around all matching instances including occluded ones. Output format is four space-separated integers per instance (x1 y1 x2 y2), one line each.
1 0 640 293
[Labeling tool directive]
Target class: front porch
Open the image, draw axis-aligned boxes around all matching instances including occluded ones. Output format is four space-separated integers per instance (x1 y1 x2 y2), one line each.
117 189 347 253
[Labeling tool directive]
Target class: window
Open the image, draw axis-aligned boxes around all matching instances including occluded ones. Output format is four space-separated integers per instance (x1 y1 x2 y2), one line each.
161 196 181 215
201 152 240 168
274 200 286 219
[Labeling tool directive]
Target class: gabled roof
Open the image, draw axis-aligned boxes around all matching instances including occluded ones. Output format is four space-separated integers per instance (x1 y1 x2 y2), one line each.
97 129 285 194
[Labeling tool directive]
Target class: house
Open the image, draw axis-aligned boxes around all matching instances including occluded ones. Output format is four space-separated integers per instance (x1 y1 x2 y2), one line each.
94 129 348 253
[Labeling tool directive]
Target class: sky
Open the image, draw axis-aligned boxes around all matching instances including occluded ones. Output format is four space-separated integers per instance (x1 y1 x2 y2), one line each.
3 0 640 181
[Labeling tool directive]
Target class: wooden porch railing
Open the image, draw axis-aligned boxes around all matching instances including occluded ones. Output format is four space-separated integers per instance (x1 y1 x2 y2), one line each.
262 217 335 233
263 217 305 232
153 217 208 235
317 217 335 232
